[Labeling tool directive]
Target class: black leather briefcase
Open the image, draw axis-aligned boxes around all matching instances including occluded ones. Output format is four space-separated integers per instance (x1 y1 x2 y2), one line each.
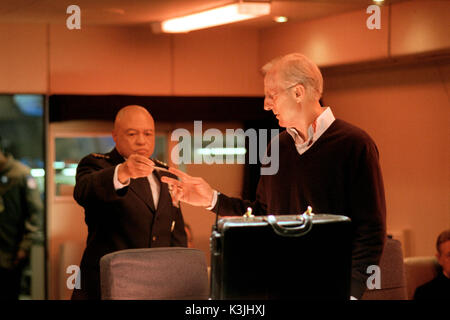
210 209 352 300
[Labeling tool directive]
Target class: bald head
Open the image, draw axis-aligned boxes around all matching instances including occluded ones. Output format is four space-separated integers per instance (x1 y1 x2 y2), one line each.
112 105 155 158
114 105 154 130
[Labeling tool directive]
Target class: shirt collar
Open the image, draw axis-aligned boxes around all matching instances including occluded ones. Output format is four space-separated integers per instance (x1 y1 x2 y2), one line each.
286 107 335 155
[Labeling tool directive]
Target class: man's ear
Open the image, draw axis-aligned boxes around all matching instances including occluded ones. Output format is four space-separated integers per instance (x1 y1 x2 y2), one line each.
294 84 306 103
435 251 444 268
112 130 117 143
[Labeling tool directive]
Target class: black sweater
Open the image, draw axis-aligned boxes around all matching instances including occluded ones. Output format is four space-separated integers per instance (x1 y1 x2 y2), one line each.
214 119 387 298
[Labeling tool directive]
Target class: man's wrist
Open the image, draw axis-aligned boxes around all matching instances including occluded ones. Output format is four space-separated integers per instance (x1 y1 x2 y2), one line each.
117 163 131 184
114 164 130 190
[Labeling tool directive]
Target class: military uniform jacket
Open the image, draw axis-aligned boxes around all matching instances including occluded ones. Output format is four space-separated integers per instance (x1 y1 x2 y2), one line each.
72 148 187 299
0 155 42 269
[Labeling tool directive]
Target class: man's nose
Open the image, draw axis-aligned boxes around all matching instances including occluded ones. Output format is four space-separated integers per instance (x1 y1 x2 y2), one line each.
136 133 145 144
264 100 272 111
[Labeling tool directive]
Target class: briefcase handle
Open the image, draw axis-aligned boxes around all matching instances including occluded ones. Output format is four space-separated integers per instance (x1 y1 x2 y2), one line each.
265 213 313 237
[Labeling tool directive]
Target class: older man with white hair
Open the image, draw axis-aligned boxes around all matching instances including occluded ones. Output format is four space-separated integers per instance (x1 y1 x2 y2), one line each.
162 53 386 299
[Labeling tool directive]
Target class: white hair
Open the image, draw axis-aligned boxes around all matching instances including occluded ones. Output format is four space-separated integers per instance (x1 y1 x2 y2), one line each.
262 53 323 100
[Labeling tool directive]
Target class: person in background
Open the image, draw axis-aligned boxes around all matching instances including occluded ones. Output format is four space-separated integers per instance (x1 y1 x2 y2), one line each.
71 105 187 300
0 136 42 300
161 53 386 299
414 230 450 300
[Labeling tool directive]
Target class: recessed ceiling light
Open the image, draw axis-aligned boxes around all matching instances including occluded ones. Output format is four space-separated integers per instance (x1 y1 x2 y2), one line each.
156 2 271 33
273 16 288 23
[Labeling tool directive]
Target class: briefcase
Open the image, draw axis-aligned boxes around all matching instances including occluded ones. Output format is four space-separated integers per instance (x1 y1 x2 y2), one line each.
210 209 352 300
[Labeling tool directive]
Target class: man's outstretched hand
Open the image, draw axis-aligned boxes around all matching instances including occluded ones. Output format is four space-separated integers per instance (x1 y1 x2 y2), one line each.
160 167 214 208
118 154 155 183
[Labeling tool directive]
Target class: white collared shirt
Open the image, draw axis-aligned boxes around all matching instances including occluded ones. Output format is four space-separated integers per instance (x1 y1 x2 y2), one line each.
113 164 160 209
286 107 335 155
207 107 336 211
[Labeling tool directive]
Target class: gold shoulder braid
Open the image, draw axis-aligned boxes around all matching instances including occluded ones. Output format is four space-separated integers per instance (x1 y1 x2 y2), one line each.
91 153 110 159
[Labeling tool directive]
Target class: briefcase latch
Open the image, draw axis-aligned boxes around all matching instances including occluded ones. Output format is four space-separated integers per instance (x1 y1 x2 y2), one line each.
243 207 254 219
304 206 314 216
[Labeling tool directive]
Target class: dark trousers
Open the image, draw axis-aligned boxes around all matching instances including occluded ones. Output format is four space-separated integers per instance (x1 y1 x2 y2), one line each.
0 266 22 300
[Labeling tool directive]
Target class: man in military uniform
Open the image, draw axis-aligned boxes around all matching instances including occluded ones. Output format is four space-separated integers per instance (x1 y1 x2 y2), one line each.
71 105 187 300
0 137 42 300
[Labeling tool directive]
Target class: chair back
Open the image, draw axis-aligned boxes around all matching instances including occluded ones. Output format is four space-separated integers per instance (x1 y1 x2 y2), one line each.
361 237 407 300
100 247 209 300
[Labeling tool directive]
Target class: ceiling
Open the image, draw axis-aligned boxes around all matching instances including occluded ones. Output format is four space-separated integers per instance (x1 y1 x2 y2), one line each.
0 0 392 30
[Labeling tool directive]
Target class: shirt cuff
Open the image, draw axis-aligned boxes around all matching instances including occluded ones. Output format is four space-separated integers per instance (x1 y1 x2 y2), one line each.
113 164 130 190
206 190 218 210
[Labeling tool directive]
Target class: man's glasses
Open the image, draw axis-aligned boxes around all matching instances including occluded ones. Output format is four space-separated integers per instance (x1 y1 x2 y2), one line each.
264 83 299 108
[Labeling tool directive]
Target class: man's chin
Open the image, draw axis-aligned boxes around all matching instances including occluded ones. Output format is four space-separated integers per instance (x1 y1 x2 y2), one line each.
277 119 287 128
